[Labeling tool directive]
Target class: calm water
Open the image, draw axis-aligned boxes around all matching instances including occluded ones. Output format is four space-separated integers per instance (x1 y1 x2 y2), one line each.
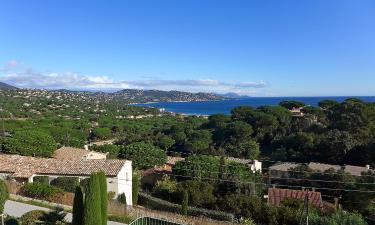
136 96 375 115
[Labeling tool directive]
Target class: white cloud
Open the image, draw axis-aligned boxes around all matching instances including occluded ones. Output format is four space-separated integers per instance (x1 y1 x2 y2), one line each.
0 62 268 94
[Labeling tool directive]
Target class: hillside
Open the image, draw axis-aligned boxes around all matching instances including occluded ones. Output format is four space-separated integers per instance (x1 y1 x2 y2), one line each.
0 82 17 90
112 89 225 103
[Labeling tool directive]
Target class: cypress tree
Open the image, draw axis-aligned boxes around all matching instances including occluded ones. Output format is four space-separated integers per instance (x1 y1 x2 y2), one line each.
72 186 84 225
83 173 102 225
98 171 108 225
132 171 141 205
181 190 189 215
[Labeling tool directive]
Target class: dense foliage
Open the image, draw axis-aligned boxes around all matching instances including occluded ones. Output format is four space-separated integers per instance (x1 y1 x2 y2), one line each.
22 183 62 200
1 130 56 157
50 177 80 193
119 142 167 169
0 179 8 213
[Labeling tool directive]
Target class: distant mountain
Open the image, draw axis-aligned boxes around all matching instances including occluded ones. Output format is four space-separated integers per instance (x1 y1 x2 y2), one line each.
0 82 17 90
219 92 251 99
112 89 225 103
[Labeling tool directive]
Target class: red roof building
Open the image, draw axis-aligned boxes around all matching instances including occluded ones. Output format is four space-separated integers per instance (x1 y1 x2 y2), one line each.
267 188 323 208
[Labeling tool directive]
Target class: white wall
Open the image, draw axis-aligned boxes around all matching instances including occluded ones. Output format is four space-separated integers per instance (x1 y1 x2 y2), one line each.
113 161 133 206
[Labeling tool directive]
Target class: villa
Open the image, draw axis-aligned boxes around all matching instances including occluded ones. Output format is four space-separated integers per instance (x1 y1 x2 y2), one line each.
0 154 133 206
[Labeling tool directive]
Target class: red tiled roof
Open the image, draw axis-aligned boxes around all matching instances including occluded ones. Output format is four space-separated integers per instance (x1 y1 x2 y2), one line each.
0 154 130 178
268 188 323 208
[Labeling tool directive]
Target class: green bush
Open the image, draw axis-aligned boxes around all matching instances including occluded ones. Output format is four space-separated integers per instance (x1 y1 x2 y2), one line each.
4 217 20 225
20 210 45 225
108 215 133 224
34 176 50 185
50 177 79 193
0 179 9 213
117 193 127 205
138 192 235 222
23 183 62 200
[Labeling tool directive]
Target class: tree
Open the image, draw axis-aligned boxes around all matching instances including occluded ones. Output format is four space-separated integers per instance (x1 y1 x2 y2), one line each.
181 190 189 215
279 101 305 110
119 142 167 169
310 211 367 225
318 100 338 110
72 186 84 225
83 173 102 225
3 130 56 157
158 135 175 150
184 130 213 154
98 172 108 225
0 179 9 214
132 171 141 205
152 175 178 202
178 180 215 208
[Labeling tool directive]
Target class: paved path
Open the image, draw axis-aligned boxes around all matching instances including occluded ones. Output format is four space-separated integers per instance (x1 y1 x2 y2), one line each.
4 200 126 225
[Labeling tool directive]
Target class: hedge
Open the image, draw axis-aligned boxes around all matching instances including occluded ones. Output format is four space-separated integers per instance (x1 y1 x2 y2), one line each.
34 176 49 185
138 192 235 222
50 176 79 193
23 183 63 200
20 210 45 225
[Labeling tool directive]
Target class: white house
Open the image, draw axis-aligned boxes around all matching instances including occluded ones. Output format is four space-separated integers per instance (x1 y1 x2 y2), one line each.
53 146 108 160
0 154 133 206
226 157 262 172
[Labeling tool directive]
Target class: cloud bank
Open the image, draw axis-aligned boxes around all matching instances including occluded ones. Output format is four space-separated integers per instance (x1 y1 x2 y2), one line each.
0 61 267 95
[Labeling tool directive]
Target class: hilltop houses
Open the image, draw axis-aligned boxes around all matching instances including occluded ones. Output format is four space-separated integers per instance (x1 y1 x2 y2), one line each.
0 154 133 206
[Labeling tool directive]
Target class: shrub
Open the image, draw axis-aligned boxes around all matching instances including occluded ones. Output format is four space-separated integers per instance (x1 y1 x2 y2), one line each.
118 193 127 205
50 177 79 193
138 192 235 222
22 183 62 200
181 190 188 215
20 210 45 225
4 217 20 225
108 215 133 224
33 176 50 185
0 179 9 213
108 191 116 199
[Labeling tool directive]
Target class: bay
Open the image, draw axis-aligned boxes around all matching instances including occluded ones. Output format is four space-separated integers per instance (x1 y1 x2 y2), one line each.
136 96 375 115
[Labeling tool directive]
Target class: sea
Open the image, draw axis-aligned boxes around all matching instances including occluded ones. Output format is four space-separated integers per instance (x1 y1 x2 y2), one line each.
136 96 375 116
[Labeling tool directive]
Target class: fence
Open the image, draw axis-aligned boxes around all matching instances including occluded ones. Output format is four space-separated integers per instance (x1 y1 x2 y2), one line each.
129 217 186 225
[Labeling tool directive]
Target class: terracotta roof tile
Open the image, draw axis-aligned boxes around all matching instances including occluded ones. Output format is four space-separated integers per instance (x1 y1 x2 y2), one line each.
268 188 323 208
53 146 107 160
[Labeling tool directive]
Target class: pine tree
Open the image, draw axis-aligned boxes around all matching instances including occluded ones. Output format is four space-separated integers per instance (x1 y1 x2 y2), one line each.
181 190 189 215
98 171 108 225
72 186 84 225
83 173 102 225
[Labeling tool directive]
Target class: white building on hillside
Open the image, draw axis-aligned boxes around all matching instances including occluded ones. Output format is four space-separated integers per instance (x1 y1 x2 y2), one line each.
0 154 133 206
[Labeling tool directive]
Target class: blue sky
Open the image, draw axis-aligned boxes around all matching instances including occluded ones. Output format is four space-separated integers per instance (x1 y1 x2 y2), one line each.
0 0 374 96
